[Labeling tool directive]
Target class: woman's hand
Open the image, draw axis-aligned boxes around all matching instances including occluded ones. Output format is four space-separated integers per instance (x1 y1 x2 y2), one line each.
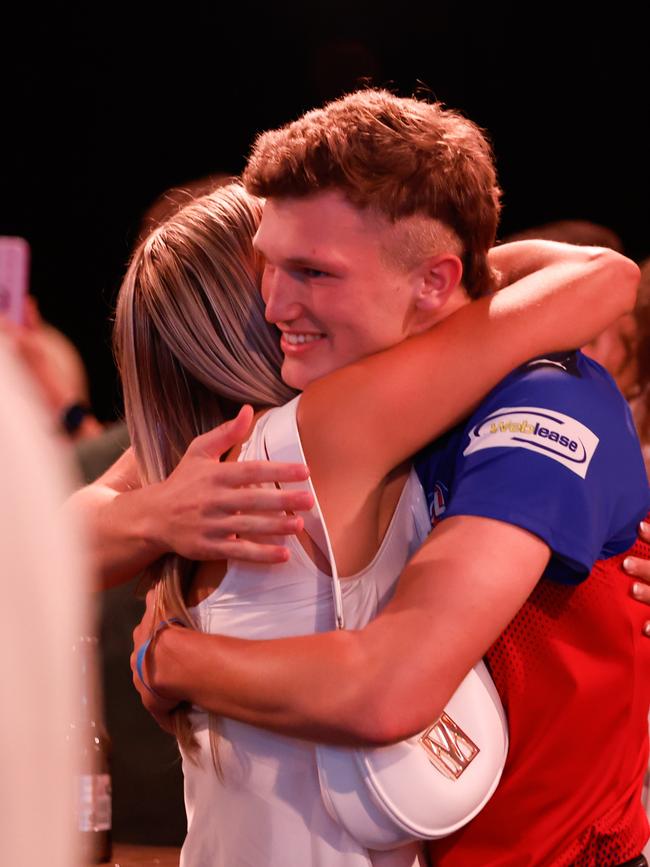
69 408 315 589
147 406 313 563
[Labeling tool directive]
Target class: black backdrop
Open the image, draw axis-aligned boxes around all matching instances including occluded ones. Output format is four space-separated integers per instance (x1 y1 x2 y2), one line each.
3 6 648 420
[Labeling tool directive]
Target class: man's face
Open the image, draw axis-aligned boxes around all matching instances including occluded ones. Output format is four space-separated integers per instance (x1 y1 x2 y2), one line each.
254 191 419 390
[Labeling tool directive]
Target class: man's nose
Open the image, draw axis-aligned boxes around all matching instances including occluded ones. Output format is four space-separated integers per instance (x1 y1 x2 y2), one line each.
262 267 303 324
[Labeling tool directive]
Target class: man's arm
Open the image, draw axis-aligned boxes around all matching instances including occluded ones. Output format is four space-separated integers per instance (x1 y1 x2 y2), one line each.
133 515 549 744
66 406 314 589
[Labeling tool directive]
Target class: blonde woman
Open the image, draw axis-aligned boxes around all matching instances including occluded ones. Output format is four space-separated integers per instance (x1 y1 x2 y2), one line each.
99 168 641 867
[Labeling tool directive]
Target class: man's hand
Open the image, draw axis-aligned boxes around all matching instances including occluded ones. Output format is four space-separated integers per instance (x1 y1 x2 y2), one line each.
130 588 182 734
148 405 314 563
624 520 650 636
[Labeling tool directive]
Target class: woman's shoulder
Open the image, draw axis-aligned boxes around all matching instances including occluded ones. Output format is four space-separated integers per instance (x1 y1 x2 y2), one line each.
243 397 304 465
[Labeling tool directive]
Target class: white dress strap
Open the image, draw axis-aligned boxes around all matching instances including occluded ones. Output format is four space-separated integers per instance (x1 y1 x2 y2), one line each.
262 398 345 629
262 405 509 852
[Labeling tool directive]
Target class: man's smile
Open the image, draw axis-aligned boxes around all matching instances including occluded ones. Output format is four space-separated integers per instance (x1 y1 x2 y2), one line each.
280 331 326 354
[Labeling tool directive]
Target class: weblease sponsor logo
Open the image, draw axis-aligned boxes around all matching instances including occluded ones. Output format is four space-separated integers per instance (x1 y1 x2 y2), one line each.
463 406 599 478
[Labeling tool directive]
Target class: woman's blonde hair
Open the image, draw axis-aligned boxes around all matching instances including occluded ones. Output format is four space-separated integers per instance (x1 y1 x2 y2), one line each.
114 182 296 759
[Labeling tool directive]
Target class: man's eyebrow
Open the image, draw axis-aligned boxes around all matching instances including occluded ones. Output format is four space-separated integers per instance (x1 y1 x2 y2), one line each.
254 244 341 273
253 230 346 272
285 255 336 270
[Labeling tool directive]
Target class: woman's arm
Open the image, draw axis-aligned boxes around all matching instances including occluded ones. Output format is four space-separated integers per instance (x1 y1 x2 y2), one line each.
65 447 170 589
299 242 639 482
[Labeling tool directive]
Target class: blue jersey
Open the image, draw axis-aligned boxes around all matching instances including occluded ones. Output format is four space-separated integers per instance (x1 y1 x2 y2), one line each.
415 352 650 583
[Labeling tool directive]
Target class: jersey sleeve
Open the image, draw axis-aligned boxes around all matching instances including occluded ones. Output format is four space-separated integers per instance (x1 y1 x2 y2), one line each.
441 358 650 583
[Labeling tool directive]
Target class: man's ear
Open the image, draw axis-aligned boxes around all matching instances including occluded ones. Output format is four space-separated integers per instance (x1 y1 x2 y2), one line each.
582 312 638 375
413 254 464 312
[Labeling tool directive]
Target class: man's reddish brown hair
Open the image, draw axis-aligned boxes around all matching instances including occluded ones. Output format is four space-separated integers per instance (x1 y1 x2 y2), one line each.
243 88 502 298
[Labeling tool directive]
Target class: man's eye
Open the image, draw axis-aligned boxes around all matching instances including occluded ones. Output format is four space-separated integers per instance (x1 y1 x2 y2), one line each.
302 268 328 279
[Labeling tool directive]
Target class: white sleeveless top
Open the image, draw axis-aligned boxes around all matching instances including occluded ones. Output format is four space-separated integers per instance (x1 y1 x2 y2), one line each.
180 399 431 867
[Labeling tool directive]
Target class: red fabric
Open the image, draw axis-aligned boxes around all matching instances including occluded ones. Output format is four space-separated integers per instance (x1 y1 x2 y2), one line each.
427 530 650 867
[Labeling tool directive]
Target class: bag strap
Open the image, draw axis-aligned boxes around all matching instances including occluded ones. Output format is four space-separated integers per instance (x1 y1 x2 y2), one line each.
262 398 345 630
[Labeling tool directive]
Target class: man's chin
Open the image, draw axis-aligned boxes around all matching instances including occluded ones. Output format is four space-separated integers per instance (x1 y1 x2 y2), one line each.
281 359 326 391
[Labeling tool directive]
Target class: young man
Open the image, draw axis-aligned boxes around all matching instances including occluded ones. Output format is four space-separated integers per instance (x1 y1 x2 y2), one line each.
80 91 649 864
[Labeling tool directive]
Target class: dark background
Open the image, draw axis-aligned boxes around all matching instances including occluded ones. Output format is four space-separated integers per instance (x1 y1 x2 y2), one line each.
3 6 648 421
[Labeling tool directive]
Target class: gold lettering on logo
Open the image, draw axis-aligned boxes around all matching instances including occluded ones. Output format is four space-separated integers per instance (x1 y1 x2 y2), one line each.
419 712 479 780
489 419 535 435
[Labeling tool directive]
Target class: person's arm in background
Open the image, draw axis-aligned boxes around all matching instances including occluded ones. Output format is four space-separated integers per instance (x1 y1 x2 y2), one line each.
0 332 88 867
0 297 103 441
66 410 315 589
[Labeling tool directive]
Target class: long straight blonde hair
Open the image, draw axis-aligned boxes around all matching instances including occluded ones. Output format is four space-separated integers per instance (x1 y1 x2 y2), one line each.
114 182 296 757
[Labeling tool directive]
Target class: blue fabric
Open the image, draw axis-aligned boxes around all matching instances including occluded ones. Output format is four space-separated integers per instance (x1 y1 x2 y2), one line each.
415 352 650 584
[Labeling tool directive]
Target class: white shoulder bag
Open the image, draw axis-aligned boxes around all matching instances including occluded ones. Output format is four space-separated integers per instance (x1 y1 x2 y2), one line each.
263 399 508 850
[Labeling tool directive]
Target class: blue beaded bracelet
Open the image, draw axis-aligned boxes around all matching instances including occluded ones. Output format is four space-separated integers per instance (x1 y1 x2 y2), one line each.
135 617 186 698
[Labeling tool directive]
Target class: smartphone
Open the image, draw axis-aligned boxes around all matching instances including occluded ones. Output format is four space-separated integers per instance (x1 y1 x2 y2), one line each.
0 236 30 324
